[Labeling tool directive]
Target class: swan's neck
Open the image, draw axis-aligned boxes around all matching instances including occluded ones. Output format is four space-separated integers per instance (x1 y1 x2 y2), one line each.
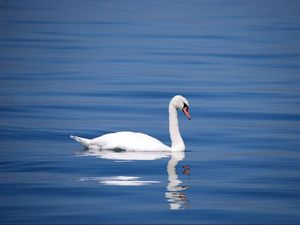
169 104 185 151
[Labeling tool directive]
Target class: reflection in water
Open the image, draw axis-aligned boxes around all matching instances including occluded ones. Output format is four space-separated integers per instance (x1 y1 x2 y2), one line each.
78 176 159 186
77 149 189 210
166 151 189 210
78 148 170 161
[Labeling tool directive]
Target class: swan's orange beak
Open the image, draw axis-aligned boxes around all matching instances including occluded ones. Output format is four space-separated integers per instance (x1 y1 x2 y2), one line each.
182 106 191 120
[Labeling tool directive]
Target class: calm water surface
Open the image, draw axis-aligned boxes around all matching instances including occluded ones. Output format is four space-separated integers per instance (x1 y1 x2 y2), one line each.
1 0 300 224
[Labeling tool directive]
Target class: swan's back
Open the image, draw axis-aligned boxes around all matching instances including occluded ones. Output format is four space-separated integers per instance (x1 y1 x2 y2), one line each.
91 131 171 151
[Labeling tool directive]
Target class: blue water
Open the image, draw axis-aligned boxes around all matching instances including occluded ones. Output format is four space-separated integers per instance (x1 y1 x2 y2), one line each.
1 0 300 224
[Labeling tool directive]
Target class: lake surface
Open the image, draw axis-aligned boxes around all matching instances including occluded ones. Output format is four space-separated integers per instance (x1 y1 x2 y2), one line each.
1 0 300 224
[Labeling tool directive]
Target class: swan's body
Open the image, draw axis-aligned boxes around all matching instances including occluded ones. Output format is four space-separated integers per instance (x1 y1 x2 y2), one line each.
71 95 191 152
72 131 171 151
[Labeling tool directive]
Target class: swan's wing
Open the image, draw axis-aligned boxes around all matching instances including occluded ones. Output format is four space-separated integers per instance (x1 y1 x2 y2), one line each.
90 131 171 151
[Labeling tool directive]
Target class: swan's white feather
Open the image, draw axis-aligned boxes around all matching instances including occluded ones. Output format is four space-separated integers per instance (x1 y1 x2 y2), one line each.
89 131 171 151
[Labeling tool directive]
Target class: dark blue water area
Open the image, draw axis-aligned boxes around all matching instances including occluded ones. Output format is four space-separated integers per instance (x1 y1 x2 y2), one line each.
1 0 300 224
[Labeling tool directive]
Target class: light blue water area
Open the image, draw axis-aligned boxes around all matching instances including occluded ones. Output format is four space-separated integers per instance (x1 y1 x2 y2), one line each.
1 0 300 224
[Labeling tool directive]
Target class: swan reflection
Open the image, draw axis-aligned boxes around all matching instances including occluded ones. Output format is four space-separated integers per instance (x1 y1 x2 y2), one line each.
78 176 159 186
77 149 189 210
166 151 189 210
79 148 171 161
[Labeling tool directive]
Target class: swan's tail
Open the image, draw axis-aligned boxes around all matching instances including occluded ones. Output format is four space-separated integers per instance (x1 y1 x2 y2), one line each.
70 135 91 148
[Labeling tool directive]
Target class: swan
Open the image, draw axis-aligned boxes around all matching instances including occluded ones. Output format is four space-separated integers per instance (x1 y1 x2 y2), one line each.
70 95 191 151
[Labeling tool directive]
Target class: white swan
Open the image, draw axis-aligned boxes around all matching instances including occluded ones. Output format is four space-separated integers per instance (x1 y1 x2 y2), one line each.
70 95 191 151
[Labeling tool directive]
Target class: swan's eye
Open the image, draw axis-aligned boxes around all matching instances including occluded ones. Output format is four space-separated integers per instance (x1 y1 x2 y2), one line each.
182 106 189 112
182 103 188 110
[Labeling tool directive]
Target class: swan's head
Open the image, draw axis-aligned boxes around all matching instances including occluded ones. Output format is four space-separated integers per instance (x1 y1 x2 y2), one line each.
170 95 191 120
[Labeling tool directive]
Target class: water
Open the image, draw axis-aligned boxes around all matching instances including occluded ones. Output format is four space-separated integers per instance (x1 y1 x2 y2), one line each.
1 0 300 224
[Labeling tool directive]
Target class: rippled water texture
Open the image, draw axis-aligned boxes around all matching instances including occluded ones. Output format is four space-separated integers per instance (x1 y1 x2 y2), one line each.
1 0 300 224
